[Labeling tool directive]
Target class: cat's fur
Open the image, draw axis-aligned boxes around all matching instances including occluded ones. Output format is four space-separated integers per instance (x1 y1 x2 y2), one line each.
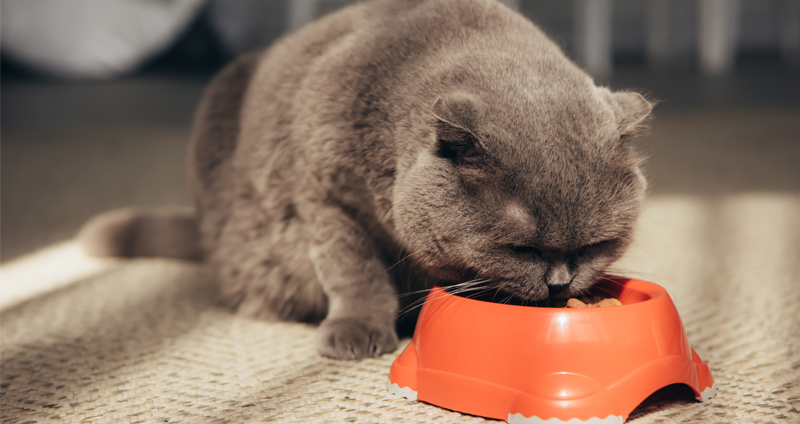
80 0 653 360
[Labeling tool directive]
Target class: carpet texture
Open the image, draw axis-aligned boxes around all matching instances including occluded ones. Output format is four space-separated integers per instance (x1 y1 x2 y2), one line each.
2 193 799 423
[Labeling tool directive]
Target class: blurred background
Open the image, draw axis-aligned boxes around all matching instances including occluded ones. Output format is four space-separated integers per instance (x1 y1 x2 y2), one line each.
2 0 799 265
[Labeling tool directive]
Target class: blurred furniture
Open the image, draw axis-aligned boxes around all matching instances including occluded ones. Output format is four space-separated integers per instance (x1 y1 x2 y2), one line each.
780 0 800 66
574 0 613 78
698 0 741 75
283 0 800 78
288 0 522 31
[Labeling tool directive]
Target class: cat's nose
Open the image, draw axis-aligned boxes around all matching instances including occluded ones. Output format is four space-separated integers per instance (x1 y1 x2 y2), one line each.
546 282 570 295
546 263 571 295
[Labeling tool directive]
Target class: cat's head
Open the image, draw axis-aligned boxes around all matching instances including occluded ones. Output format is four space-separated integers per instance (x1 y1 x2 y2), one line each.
394 85 652 301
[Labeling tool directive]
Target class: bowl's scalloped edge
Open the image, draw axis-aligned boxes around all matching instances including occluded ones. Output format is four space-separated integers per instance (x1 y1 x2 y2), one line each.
507 413 624 424
696 383 717 402
386 380 418 401
386 379 626 424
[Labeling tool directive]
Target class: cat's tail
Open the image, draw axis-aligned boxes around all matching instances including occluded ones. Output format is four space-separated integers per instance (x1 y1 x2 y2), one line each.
78 208 203 261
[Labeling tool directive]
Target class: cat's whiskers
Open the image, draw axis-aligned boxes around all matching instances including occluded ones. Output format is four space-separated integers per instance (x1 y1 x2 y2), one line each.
446 283 492 298
491 286 503 303
395 289 460 321
437 286 496 316
385 253 413 273
395 278 488 299
394 279 491 320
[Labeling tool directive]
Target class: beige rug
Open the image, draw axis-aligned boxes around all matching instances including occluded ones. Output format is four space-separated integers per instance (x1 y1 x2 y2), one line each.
2 193 799 423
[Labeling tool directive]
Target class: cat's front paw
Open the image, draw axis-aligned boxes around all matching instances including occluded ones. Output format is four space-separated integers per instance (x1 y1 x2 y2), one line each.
316 317 398 360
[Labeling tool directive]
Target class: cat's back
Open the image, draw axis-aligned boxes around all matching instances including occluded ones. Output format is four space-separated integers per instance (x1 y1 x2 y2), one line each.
236 0 567 168
247 0 559 106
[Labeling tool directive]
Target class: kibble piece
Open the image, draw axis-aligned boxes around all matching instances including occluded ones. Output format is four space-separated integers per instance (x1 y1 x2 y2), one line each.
566 298 588 308
565 297 622 308
592 298 622 308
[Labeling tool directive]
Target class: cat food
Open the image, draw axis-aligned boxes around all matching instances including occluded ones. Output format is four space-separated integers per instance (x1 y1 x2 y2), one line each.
565 297 622 308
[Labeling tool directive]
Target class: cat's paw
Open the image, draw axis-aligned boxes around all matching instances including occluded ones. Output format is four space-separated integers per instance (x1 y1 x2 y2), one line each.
316 317 399 360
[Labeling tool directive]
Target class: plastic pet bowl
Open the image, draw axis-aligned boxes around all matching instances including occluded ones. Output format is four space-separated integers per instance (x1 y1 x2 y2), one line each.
387 277 715 423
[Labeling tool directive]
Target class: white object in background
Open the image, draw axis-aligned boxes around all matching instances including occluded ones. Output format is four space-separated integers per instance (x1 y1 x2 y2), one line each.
0 242 119 311
288 0 319 31
0 0 205 80
698 0 741 75
779 0 800 66
574 0 613 80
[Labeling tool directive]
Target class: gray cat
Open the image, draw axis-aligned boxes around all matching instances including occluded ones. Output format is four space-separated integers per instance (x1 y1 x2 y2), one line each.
80 0 653 360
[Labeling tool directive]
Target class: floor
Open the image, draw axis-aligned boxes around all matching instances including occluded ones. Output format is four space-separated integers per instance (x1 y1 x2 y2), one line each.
2 176 798 423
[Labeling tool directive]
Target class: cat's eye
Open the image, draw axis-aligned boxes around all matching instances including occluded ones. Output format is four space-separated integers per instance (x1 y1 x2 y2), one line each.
591 239 617 248
437 135 481 161
507 244 541 256
435 120 485 162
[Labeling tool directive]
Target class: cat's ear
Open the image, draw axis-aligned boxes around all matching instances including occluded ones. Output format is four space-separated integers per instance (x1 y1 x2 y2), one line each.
610 91 653 139
432 93 488 161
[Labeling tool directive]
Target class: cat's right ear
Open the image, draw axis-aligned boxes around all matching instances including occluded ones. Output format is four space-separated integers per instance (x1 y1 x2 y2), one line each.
609 91 654 139
432 94 488 162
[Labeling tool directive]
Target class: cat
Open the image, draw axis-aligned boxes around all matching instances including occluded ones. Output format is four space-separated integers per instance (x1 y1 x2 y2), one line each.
80 0 653 360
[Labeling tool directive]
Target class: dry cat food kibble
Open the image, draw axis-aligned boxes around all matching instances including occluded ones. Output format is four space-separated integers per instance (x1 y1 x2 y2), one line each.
565 297 622 308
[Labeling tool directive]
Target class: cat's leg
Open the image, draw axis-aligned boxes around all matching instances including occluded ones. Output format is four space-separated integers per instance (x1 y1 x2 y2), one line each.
209 187 329 323
307 204 399 360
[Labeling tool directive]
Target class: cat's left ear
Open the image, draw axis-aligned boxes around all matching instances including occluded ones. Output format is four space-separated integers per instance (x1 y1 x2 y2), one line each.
432 93 489 161
609 91 653 139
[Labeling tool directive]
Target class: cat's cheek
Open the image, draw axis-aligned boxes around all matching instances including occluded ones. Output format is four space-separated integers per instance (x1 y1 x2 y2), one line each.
390 199 423 254
569 264 606 295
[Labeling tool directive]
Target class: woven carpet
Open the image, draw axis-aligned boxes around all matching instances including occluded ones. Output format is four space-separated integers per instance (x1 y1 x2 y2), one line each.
2 193 799 423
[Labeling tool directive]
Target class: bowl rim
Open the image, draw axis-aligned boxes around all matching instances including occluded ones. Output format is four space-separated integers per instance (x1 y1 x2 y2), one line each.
438 276 664 312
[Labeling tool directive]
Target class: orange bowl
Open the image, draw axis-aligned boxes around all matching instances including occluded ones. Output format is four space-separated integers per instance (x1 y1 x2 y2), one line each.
387 277 715 423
